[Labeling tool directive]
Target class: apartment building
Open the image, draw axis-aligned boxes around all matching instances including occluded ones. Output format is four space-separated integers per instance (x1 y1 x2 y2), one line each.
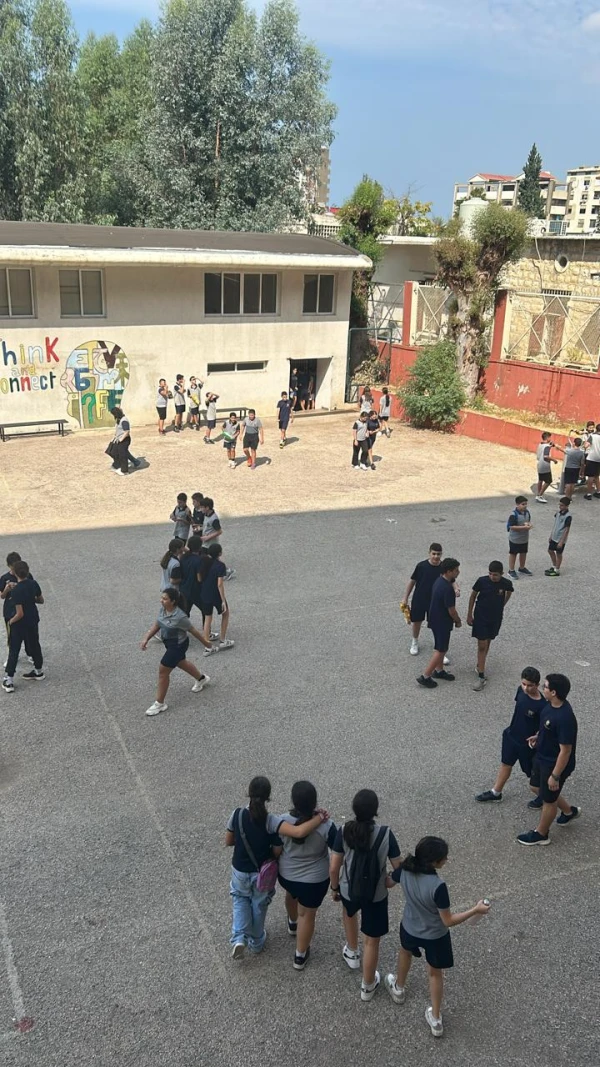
453 171 559 215
454 166 600 235
563 165 600 234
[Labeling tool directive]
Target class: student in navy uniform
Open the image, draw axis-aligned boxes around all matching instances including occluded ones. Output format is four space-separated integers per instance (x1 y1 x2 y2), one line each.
385 837 490 1038
2 561 44 693
545 496 572 577
330 789 401 1002
517 673 580 845
466 560 513 691
402 543 443 657
276 392 293 448
201 543 234 653
507 495 533 580
178 535 209 617
417 559 461 689
1 552 29 669
476 667 546 805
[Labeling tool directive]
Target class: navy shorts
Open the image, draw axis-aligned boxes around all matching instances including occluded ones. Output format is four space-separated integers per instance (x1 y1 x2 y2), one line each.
472 618 501 641
509 541 528 556
161 637 189 668
189 406 199 416
278 875 329 909
341 895 389 939
156 406 167 417
563 467 580 485
585 459 600 478
380 415 389 422
175 404 185 415
400 924 453 970
530 757 572 803
223 438 237 449
501 727 534 776
278 419 290 430
207 419 216 429
201 598 223 617
548 539 564 554
537 471 552 485
431 626 451 654
243 434 259 450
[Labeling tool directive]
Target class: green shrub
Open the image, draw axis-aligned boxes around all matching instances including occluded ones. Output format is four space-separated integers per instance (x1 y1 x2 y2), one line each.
398 341 466 430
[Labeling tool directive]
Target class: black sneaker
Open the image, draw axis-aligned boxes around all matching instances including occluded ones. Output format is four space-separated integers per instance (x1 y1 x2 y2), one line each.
293 946 310 970
594 492 600 499
433 669 455 681
528 794 543 809
517 830 550 846
556 805 581 825
518 567 533 575
584 494 592 500
476 790 502 802
2 679 15 693
417 675 438 689
22 670 45 680
287 918 298 936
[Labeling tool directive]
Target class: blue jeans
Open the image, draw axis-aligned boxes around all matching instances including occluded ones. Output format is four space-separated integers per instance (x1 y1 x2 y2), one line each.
230 868 274 952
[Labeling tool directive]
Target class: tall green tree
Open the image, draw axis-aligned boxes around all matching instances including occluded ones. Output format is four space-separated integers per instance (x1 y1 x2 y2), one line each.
338 175 397 328
517 143 546 218
0 0 29 218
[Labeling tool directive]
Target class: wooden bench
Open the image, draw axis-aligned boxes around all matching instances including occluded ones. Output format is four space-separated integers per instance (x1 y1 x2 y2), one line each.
215 406 248 419
0 418 67 442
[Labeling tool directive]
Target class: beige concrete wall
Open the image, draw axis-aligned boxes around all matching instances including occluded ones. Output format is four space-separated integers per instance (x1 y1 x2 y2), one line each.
0 264 352 430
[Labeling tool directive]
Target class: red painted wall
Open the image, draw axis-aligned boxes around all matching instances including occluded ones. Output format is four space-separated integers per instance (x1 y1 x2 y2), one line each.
454 410 570 452
483 359 600 425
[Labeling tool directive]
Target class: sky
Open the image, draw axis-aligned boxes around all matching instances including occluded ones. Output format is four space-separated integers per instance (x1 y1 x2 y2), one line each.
69 0 600 218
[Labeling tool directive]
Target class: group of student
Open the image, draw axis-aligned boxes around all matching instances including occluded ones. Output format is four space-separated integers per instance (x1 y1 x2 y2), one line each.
1 552 45 694
226 779 489 1038
535 421 600 502
351 387 393 470
155 375 219 439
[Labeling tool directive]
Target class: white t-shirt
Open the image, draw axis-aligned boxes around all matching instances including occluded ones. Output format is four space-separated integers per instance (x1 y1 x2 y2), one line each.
586 434 600 463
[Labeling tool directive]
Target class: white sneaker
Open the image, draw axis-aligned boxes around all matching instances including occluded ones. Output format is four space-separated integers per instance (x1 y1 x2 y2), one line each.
204 645 220 657
535 495 548 503
359 463 369 470
219 639 234 650
115 470 127 477
443 655 450 666
342 943 361 970
192 674 210 692
146 701 167 717
410 639 419 655
231 942 245 960
384 974 406 1004
210 632 220 641
425 1006 444 1037
360 970 380 1002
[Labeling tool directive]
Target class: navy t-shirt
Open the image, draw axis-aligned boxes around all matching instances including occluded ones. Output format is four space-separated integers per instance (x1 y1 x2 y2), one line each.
472 575 513 624
227 807 282 874
508 687 545 745
0 570 16 621
179 552 204 609
201 559 226 606
9 577 42 627
536 700 577 771
428 576 456 631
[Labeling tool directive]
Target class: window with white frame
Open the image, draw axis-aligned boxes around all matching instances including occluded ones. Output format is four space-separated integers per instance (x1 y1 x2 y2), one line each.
0 268 34 317
303 273 335 314
207 361 267 373
59 269 104 316
204 272 278 315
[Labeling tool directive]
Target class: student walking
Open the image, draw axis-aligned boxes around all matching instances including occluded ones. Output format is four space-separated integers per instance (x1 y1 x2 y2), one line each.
110 406 139 475
170 493 192 544
156 378 170 435
535 431 559 502
385 837 490 1038
416 559 461 689
222 413 240 467
173 375 186 431
507 496 533 580
545 496 572 577
583 423 600 499
351 412 370 470
160 539 184 591
204 392 219 443
466 561 513 691
517 673 580 845
140 587 211 716
277 392 293 448
1 552 32 670
269 780 337 970
378 387 392 436
358 387 374 414
476 667 546 805
187 376 203 430
2 561 44 692
402 543 443 656
201 544 234 653
241 410 264 468
330 789 401 1001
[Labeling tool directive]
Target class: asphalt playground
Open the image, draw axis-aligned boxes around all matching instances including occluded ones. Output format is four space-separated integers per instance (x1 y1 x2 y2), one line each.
0 414 598 1066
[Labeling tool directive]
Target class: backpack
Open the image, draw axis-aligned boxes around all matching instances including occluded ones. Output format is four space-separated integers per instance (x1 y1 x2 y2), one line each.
506 508 520 532
347 826 387 903
237 808 278 893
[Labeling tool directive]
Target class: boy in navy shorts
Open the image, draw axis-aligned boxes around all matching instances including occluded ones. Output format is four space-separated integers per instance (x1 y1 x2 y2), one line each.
507 496 532 580
476 667 545 805
466 560 513 691
402 543 443 657
417 559 461 689
545 496 572 577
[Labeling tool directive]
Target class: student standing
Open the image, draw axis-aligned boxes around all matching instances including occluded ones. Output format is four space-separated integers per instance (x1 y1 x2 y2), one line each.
466 561 513 691
222 413 240 468
535 431 559 503
201 497 235 578
156 378 170 435
160 539 184 591
269 781 337 970
0 552 31 670
204 392 219 443
561 438 585 499
191 493 205 535
140 587 211 716
366 410 380 470
417 559 461 689
358 387 374 413
507 496 533 580
385 837 490 1038
276 392 293 448
173 375 186 431
378 387 392 436
241 410 264 469
201 543 234 652
2 561 44 692
402 543 443 657
583 423 600 499
187 376 203 430
545 496 572 577
330 789 401 1001
351 412 370 470
476 667 545 805
517 673 580 845
178 535 207 616
170 493 192 544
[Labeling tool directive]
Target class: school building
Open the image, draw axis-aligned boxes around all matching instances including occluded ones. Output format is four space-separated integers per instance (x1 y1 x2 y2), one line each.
0 221 368 432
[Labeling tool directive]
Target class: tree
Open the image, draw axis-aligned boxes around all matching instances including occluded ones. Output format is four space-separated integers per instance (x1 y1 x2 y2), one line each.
399 340 466 430
338 175 397 328
0 0 29 218
517 143 545 218
394 193 442 236
435 202 528 397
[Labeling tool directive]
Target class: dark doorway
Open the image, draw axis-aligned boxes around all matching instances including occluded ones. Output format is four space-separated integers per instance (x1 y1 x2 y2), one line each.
289 359 317 410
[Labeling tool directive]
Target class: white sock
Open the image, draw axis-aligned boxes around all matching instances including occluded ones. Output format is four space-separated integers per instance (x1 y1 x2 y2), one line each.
491 788 501 796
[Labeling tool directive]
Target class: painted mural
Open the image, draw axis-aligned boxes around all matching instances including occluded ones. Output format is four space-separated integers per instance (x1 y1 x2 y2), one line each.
60 340 130 428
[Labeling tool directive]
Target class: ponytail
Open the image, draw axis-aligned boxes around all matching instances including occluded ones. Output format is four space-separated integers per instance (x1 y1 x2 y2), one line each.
160 538 184 570
343 788 378 851
401 836 448 875
248 775 271 824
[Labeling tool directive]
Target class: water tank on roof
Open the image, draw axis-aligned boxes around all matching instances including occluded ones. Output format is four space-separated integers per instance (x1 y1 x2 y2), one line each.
458 197 488 236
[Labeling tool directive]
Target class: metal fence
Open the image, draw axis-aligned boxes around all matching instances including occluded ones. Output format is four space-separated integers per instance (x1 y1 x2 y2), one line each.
506 290 600 372
412 284 453 345
345 326 393 402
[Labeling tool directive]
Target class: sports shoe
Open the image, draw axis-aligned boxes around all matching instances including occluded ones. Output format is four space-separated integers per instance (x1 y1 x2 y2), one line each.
287 918 298 936
518 567 533 575
229 460 235 468
280 441 285 449
293 946 310 971
219 639 234 650
544 567 557 576
476 789 502 802
250 463 257 470
443 655 450 666
594 492 600 498
2 679 15 693
384 974 406 1004
210 632 220 641
556 805 581 825
425 1007 444 1037
508 569 518 580
231 942 245 960
342 944 361 970
433 669 455 681
361 970 380 1002
359 463 369 470
417 675 438 689
145 701 167 717
535 496 547 503
546 569 560 577
192 675 210 692
410 639 419 655
115 470 127 476
204 645 220 657
22 670 44 680
528 795 543 809
224 568 236 581
473 676 486 692
353 465 360 472
584 494 592 500
517 829 550 846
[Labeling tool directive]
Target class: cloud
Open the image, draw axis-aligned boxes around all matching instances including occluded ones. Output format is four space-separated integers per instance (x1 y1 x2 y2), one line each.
581 10 600 29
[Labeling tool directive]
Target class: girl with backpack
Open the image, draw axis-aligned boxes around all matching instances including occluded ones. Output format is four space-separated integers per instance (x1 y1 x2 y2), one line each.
329 789 401 1001
384 836 490 1037
225 777 328 960
269 780 337 971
